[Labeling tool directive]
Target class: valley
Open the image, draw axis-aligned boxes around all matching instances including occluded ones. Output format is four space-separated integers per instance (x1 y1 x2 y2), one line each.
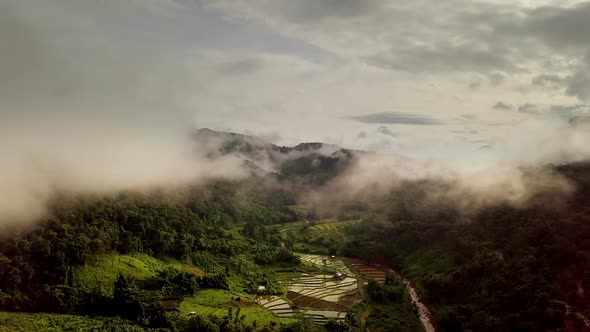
2 132 590 332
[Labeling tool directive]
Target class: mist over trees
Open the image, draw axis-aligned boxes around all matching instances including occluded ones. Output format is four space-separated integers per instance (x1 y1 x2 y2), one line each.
2 130 590 331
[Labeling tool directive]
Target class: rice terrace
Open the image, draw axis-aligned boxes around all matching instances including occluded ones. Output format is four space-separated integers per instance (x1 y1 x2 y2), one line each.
256 254 362 323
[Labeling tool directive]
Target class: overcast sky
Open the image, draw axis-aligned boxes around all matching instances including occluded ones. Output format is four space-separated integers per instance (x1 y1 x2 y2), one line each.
3 0 590 170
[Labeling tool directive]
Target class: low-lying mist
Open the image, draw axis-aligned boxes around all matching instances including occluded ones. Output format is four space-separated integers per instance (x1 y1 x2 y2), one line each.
301 153 575 220
0 1 247 227
0 0 584 229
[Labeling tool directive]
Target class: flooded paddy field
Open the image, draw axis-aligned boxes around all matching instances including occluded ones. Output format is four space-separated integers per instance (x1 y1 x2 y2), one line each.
256 254 361 322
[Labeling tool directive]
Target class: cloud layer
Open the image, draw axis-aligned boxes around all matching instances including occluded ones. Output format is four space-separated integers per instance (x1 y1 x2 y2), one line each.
348 112 445 125
0 1 247 226
3 0 590 225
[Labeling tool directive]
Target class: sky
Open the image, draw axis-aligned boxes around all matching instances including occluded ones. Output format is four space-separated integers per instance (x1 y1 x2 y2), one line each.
3 0 590 171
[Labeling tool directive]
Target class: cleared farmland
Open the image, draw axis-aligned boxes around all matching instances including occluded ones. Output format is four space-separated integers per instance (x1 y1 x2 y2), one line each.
350 260 387 283
256 255 361 323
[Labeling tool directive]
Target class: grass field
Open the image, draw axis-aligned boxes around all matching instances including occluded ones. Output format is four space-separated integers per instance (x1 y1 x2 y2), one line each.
7 257 288 331
179 289 295 327
276 219 360 255
0 312 141 332
74 254 205 296
74 254 165 296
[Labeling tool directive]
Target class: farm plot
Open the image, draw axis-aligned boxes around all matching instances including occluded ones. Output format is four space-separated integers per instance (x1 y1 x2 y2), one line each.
180 289 293 326
255 295 295 318
350 260 386 283
299 254 353 276
257 256 361 323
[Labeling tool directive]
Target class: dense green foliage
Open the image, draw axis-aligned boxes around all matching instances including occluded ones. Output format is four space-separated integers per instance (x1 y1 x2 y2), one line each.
364 275 425 332
0 180 309 331
339 163 590 331
4 130 590 331
0 312 150 332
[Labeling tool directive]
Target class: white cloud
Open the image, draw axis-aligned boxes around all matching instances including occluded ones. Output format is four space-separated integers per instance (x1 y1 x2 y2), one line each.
2 0 590 226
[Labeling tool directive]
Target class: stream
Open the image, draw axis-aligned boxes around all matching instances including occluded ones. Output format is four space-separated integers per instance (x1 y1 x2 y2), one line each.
389 269 436 332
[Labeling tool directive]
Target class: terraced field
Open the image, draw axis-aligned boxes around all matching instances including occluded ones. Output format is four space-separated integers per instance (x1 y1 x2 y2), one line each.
350 260 387 283
299 254 352 274
277 219 360 254
256 295 294 318
256 255 361 323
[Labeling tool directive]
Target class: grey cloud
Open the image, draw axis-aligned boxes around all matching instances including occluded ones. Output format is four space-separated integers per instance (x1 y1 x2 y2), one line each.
566 66 590 101
550 104 590 118
532 74 567 88
244 129 281 142
452 128 478 135
216 57 264 76
488 71 507 86
367 43 516 74
347 112 445 125
524 2 590 50
469 81 482 90
494 103 589 118
361 2 531 75
473 139 494 149
570 116 590 129
245 0 383 22
0 0 196 131
212 0 590 100
449 115 477 125
493 101 513 111
479 144 493 150
377 126 397 138
0 0 247 225
517 103 540 114
530 72 590 103
369 2 590 98
517 4 590 100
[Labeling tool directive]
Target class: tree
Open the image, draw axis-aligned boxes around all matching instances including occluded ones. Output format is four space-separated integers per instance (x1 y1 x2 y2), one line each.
366 279 386 303
185 314 221 332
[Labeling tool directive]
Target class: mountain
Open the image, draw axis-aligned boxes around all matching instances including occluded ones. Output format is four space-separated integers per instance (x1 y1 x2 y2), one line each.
195 128 362 185
4 128 590 331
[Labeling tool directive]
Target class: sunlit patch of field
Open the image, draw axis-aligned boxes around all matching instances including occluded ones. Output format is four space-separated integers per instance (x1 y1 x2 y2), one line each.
180 289 295 327
257 255 361 323
298 254 353 275
74 254 169 296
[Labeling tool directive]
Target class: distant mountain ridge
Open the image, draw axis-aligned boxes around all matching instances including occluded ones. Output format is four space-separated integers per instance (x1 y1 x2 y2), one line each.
195 128 354 154
194 128 362 184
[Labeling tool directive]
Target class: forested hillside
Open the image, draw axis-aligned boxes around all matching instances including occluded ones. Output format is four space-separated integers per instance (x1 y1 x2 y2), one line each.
339 163 590 331
0 130 366 331
2 131 590 331
0 180 307 331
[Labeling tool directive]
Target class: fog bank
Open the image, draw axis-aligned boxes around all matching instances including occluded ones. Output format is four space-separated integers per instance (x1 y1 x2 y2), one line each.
0 1 246 226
